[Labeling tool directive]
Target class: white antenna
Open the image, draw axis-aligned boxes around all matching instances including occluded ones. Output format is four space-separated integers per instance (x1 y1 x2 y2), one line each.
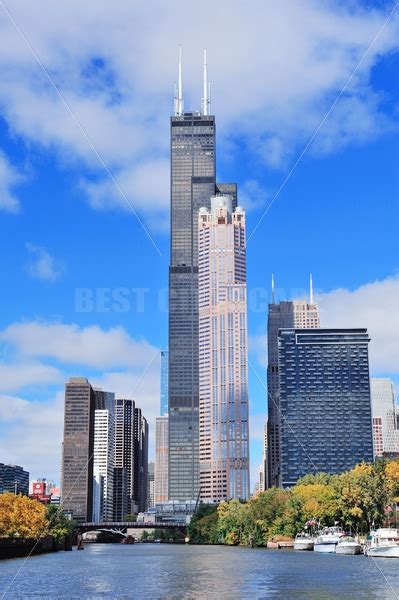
202 49 209 115
271 274 275 304
208 81 211 115
173 82 178 116
177 44 183 116
309 273 314 304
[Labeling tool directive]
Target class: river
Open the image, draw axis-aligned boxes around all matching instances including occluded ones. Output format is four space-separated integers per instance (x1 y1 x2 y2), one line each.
1 544 398 599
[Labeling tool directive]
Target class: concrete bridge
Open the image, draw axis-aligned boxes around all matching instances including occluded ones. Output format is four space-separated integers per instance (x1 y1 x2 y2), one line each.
79 521 187 536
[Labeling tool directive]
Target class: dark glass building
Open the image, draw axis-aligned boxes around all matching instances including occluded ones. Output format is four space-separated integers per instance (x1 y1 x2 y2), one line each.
278 328 374 487
0 463 29 495
169 107 237 501
61 377 95 523
160 350 169 416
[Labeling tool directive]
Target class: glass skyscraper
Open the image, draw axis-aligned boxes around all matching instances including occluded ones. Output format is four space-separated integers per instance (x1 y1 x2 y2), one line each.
267 297 320 488
168 72 236 500
370 378 398 457
160 350 169 416
278 328 374 487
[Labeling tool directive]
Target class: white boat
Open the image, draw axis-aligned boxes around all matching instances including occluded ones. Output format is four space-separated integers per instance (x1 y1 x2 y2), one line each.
365 528 399 558
294 532 315 551
335 535 362 555
314 526 344 553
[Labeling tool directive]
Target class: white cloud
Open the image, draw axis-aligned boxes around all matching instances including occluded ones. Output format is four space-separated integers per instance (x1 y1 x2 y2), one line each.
0 362 63 393
318 273 399 374
0 0 396 222
25 242 64 282
0 321 159 370
0 392 63 481
0 151 21 213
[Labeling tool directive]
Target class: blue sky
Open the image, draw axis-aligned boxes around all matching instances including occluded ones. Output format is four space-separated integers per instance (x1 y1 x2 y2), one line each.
0 0 398 487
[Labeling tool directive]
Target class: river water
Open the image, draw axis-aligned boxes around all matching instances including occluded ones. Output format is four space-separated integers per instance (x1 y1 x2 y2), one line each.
1 544 398 599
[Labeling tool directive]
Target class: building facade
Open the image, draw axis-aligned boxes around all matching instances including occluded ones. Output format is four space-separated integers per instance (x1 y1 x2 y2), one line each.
93 388 115 521
267 296 320 487
61 377 95 523
278 329 374 487
168 59 237 501
370 378 398 457
155 416 169 504
114 398 148 516
0 464 29 495
147 461 155 509
160 350 169 416
198 195 250 502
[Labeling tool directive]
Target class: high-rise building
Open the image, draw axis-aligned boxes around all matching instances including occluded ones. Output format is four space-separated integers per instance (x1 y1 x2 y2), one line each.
113 467 128 521
147 461 155 509
198 195 250 502
168 49 237 501
61 377 95 523
267 286 320 488
259 420 268 492
114 398 148 516
0 464 29 495
370 378 398 457
155 416 169 504
160 350 169 416
93 389 115 521
278 328 374 487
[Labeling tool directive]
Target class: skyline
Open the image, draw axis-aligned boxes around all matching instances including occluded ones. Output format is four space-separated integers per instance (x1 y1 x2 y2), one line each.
0 1 399 486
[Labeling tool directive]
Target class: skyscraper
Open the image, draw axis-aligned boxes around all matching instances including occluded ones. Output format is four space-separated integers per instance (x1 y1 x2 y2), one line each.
155 416 169 504
267 285 320 488
93 389 115 521
0 464 29 495
160 350 169 416
370 378 398 457
114 398 148 515
198 195 250 502
147 461 155 509
61 377 95 523
278 328 374 487
168 49 237 501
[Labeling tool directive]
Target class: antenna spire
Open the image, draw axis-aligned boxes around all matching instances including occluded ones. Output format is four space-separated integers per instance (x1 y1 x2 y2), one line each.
309 273 314 304
271 274 275 304
202 49 209 115
175 44 184 116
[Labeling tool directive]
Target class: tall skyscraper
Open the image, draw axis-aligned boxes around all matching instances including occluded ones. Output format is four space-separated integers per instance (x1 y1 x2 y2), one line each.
61 377 95 523
160 350 169 416
155 416 169 504
147 461 155 509
168 49 237 501
278 328 374 487
198 195 250 502
114 398 148 515
267 285 320 488
93 389 115 521
370 378 398 457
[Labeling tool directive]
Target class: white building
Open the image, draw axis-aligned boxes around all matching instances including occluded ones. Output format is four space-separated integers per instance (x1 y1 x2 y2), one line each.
370 378 398 457
155 416 169 504
93 408 114 521
198 195 250 503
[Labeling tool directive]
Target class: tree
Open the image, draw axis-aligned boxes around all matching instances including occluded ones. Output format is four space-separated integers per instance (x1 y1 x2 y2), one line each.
45 505 74 543
0 493 47 538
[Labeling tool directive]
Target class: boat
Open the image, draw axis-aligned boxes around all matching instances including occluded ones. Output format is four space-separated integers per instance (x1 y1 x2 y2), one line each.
294 532 315 551
365 528 399 558
314 526 344 553
335 535 361 555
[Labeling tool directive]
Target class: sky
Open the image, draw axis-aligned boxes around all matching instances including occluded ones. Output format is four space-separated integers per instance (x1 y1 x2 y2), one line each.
0 0 398 488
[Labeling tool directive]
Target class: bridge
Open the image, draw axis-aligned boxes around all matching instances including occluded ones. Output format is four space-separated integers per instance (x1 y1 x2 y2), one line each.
79 521 187 534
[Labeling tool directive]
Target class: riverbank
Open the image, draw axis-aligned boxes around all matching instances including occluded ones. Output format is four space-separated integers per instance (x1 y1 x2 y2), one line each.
0 535 72 560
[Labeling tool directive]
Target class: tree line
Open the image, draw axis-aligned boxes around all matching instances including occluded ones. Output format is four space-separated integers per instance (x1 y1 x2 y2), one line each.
188 460 399 546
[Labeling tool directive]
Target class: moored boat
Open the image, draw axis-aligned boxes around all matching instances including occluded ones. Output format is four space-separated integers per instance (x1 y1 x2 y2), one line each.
314 526 344 553
294 532 315 551
365 528 399 558
335 535 361 555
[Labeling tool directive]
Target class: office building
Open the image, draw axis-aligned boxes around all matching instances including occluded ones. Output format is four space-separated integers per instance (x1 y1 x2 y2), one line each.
370 378 398 457
113 467 128 521
198 195 250 502
160 350 169 416
169 49 237 501
155 416 169 504
147 461 155 509
61 377 95 523
93 389 115 521
267 282 320 487
114 398 148 516
278 328 374 487
0 464 29 495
